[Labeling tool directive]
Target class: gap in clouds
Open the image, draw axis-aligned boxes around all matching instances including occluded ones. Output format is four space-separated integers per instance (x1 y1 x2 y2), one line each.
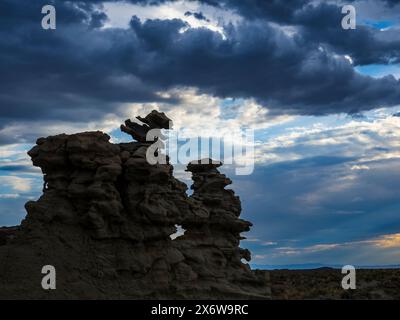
101 0 241 36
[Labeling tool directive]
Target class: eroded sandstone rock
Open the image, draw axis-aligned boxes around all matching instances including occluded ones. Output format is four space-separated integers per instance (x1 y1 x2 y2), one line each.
120 110 172 142
0 111 270 299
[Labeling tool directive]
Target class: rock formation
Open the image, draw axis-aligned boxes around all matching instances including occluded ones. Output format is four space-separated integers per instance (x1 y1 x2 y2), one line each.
175 160 269 297
0 227 18 246
120 110 171 142
0 110 270 299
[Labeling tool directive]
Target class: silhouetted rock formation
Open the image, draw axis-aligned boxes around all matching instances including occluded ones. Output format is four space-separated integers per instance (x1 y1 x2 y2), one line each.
175 159 269 298
0 227 18 246
120 110 171 142
0 111 270 299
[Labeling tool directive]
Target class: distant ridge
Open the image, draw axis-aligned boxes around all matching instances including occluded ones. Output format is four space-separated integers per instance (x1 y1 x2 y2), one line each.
252 263 400 270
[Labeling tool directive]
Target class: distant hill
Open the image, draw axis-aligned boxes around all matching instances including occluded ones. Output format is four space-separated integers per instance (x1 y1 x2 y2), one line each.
269 268 400 299
252 263 400 270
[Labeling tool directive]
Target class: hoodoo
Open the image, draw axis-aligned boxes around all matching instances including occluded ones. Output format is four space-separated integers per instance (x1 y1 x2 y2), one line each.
0 111 270 299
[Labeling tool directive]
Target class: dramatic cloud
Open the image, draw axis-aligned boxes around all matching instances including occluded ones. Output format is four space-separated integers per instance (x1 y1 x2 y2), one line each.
232 109 400 265
1 0 400 147
0 176 34 192
1 0 399 266
249 232 400 266
293 2 400 65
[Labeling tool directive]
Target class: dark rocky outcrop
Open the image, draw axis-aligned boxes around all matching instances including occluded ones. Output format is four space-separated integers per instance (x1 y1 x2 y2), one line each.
270 269 400 300
175 159 269 297
0 227 18 246
120 110 172 142
0 111 270 299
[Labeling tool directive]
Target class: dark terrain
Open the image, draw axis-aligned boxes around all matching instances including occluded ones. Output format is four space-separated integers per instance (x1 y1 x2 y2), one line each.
269 268 400 299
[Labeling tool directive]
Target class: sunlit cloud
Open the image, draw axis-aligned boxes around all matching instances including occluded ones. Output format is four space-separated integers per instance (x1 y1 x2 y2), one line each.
102 0 242 37
0 176 34 192
371 233 400 248
250 233 400 265
0 194 20 199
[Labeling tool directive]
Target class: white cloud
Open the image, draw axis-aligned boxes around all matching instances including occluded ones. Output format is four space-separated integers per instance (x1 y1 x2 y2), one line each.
0 112 123 147
0 144 28 158
261 241 278 246
0 193 20 199
120 88 293 136
351 164 370 170
102 0 242 38
254 107 400 166
252 233 400 265
0 176 34 192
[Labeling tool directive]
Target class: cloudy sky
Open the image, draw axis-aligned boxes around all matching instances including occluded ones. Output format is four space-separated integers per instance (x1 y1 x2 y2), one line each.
1 0 400 267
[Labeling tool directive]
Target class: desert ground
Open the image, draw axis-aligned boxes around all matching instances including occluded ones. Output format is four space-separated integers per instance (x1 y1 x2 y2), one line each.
268 268 400 299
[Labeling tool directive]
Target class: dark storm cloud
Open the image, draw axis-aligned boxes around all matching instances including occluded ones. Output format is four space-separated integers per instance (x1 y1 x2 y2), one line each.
231 157 400 251
0 165 31 172
1 0 400 144
89 11 109 29
121 16 400 115
192 0 400 65
184 11 210 22
0 0 169 124
292 2 400 65
211 0 400 65
197 0 309 22
383 0 400 5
